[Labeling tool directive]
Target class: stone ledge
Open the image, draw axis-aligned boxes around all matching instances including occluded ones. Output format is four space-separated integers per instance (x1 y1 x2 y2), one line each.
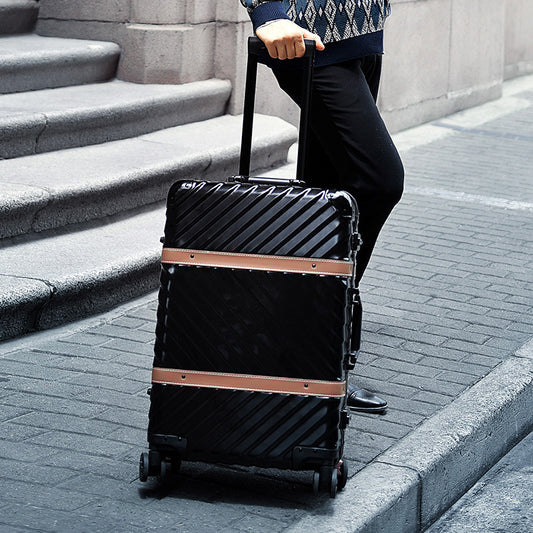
0 114 297 238
0 0 39 34
0 34 120 94
0 78 232 158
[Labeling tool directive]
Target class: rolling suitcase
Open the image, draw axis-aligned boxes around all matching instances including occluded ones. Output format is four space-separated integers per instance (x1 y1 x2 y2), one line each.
139 37 361 497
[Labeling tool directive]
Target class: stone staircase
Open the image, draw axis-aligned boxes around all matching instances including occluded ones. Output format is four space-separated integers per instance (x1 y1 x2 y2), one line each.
0 0 297 340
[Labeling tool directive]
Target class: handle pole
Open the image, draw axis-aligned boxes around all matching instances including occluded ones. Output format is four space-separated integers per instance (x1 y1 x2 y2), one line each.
239 36 315 180
239 48 258 177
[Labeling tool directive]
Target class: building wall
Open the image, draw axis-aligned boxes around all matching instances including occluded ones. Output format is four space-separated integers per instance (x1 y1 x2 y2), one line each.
36 0 533 133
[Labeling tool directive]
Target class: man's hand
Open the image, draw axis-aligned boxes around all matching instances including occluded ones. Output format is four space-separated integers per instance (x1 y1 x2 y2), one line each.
256 19 325 60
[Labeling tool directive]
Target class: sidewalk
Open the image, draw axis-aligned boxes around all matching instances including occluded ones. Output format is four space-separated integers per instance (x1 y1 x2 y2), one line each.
1 74 532 532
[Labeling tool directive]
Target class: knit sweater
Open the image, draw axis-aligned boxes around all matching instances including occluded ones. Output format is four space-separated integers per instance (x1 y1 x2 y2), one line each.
241 0 391 66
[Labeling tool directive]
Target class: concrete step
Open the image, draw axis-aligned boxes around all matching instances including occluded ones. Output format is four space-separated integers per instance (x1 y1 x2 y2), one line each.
0 78 232 158
0 205 164 341
0 0 39 34
0 34 120 94
0 115 297 340
0 114 297 239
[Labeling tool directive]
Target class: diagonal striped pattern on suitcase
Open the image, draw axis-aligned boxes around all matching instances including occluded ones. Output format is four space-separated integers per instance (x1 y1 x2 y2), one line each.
164 181 356 259
146 179 355 472
154 266 350 380
148 385 342 468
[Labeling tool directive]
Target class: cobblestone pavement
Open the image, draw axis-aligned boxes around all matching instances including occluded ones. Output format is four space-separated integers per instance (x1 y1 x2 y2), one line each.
1 76 532 531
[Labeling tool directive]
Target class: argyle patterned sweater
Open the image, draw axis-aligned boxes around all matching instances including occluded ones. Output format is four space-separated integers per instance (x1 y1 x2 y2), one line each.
241 0 391 66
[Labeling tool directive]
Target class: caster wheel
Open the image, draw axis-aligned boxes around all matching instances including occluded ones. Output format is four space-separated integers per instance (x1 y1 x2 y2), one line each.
329 467 338 499
170 456 181 475
337 460 348 491
159 458 172 481
312 471 320 496
139 452 149 482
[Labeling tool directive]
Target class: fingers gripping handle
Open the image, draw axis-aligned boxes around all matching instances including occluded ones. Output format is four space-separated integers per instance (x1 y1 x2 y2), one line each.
239 36 316 182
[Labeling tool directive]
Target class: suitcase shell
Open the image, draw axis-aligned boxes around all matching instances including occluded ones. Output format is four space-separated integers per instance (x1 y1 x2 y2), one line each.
139 38 360 496
145 179 359 475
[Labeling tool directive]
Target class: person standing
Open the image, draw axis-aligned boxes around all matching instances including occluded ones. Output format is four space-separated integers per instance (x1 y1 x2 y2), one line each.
240 0 405 413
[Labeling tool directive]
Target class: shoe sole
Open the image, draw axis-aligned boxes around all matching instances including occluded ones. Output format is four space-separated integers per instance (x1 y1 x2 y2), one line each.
348 405 387 414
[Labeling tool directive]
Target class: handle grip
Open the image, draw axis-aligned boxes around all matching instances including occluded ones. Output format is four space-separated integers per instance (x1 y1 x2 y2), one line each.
239 36 316 182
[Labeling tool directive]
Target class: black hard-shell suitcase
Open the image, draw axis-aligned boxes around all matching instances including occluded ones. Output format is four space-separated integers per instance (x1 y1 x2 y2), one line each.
139 38 361 497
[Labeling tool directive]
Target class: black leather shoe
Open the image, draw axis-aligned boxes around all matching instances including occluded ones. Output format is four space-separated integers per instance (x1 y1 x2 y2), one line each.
347 384 387 413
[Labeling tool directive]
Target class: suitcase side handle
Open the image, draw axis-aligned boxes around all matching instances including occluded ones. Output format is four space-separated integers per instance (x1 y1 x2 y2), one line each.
239 36 316 183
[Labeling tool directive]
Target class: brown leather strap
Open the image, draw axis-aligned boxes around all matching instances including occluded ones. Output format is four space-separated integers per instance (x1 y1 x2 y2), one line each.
152 367 346 398
161 248 353 277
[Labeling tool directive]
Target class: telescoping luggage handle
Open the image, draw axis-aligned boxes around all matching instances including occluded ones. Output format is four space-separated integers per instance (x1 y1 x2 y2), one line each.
239 36 316 183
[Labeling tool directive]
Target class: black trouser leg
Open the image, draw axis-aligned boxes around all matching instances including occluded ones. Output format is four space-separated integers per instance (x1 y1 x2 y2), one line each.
272 56 404 284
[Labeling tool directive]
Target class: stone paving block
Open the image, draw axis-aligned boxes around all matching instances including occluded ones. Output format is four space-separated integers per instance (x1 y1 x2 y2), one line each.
58 332 111 346
0 358 80 382
0 440 60 462
422 324 490 344
354 360 398 380
437 370 480 386
106 426 146 447
377 358 443 379
441 310 509 329
363 330 405 348
353 375 421 401
392 375 468 397
343 442 383 464
378 408 426 429
345 429 397 452
124 306 157 321
0 348 60 365
466 352 512 367
49 356 135 378
31 340 122 360
66 372 146 395
465 323 519 341
1 392 106 418
363 343 423 364
83 499 237 533
485 336 529 351
486 307 533 325
138 321 157 334
0 457 79 486
377 325 448 347
75 387 149 412
442 339 509 358
1 502 141 533
347 417 412 440
233 514 290 533
86 324 155 343
100 337 154 356
112 351 153 370
1 478 96 512
109 316 147 330
412 391 455 406
122 367 152 385
1 421 46 441
27 430 134 459
386 397 441 418
41 449 140 483
2 374 89 398
507 322 533 334
352 351 379 366
0 404 31 422
13 411 117 436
